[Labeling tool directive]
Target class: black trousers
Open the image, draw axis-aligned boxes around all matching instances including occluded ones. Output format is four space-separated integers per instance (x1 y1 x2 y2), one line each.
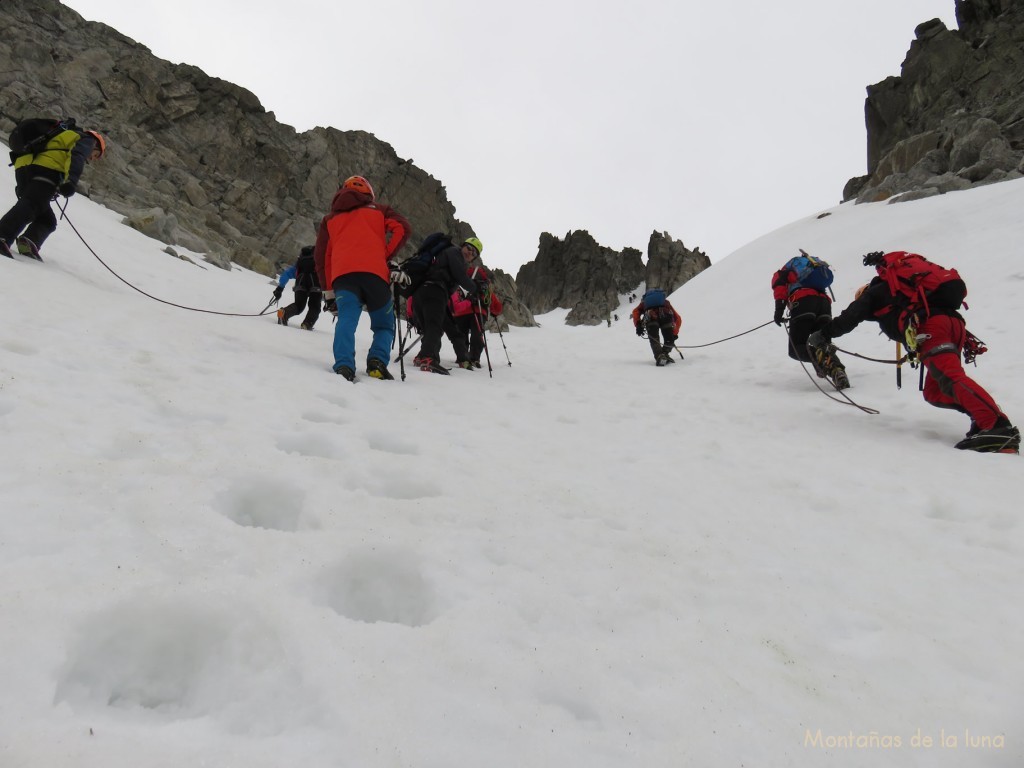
0 168 61 247
647 325 677 358
282 289 322 328
444 312 486 363
786 293 832 362
412 283 448 361
642 308 677 359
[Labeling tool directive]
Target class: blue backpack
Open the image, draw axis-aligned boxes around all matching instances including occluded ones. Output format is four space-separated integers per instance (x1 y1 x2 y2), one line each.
785 252 833 294
643 288 666 308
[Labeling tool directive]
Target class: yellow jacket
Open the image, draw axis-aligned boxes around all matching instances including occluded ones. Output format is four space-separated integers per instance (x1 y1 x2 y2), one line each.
13 129 82 180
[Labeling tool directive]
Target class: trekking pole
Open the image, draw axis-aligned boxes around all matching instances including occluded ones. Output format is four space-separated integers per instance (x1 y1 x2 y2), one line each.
896 342 903 389
394 284 407 381
395 331 422 361
474 300 493 378
491 313 512 366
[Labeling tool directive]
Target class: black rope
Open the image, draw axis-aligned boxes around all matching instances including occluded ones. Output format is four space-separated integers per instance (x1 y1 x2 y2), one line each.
62 209 275 318
676 320 774 348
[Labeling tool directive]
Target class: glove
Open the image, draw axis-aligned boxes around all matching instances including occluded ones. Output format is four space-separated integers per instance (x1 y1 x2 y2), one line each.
390 270 411 288
58 181 76 198
635 323 644 337
323 297 337 315
773 299 786 326
272 286 283 301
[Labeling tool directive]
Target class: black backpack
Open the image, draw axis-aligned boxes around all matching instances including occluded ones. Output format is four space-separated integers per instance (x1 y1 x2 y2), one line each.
398 232 452 296
294 245 320 291
7 117 76 165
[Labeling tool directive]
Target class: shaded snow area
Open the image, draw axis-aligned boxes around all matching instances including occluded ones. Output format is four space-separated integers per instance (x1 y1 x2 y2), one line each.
1 164 1022 767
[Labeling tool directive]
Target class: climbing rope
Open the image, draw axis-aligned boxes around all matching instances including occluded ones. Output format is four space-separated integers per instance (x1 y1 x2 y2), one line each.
62 208 275 318
676 320 774 348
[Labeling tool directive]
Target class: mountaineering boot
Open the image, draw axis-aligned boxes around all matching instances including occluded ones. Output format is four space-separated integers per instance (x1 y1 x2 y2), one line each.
412 355 427 366
954 425 1020 454
366 358 395 380
663 345 681 361
812 342 849 389
471 360 482 369
828 365 850 391
15 236 42 260
656 354 670 367
0 240 13 259
334 365 356 382
965 421 981 438
418 357 451 375
456 360 475 370
300 322 313 331
276 308 288 326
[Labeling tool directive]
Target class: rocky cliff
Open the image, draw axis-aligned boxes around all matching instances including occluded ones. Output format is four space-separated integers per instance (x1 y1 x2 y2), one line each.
0 1 483 281
515 230 709 326
845 0 1024 203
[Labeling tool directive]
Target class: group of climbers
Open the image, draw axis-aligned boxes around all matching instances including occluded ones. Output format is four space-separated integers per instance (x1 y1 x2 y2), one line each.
3 118 1015 454
772 248 1018 454
268 175 504 380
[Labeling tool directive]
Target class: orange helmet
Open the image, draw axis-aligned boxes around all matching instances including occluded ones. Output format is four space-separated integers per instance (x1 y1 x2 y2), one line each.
341 175 374 199
85 130 106 158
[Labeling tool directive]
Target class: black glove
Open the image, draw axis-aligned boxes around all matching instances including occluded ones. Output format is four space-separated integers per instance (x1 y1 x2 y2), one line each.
635 323 644 337
272 286 283 301
773 299 786 326
323 297 337 315
58 181 76 198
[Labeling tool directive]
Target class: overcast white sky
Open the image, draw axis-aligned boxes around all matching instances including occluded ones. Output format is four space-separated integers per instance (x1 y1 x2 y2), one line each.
63 0 959 274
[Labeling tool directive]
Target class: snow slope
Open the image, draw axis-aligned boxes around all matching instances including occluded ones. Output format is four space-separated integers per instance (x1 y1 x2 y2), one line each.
1 166 1022 767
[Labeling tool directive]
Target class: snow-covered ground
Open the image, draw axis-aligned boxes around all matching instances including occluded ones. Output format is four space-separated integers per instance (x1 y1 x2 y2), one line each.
1 165 1022 767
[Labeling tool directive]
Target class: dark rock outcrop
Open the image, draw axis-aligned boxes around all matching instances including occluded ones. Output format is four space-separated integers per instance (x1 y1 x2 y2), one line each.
516 231 643 326
488 269 537 329
515 230 708 326
846 0 1024 204
645 232 711 296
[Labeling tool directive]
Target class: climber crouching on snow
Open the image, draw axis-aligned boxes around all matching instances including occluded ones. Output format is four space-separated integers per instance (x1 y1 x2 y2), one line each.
631 288 681 366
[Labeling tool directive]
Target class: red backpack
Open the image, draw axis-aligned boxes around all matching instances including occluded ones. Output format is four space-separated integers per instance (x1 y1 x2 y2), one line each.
873 251 966 327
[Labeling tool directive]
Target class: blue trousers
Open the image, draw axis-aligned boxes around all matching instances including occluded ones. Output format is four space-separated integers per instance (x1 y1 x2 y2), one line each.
331 273 395 371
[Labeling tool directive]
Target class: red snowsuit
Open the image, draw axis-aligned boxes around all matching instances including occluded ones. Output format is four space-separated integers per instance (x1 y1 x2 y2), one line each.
829 278 1008 431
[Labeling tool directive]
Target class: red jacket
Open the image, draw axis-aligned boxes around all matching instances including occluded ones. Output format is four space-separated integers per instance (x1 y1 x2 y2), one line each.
314 188 410 290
